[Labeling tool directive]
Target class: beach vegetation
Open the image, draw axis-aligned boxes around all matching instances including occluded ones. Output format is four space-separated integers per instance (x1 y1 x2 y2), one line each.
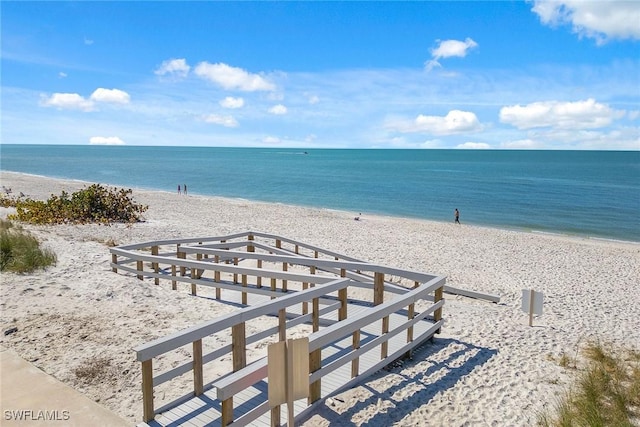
0 219 57 273
8 184 148 225
538 341 640 427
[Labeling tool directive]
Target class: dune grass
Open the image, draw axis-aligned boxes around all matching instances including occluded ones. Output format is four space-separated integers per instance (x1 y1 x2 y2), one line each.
539 341 640 426
0 219 57 273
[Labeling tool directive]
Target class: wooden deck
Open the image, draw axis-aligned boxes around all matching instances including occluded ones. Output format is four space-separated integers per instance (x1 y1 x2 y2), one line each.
140 292 439 427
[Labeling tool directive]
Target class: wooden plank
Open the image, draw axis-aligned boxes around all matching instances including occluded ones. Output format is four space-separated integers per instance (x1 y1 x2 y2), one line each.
268 341 286 407
444 285 500 303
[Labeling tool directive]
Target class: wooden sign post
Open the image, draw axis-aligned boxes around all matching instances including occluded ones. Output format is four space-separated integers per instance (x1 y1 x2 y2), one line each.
521 289 544 326
268 337 310 427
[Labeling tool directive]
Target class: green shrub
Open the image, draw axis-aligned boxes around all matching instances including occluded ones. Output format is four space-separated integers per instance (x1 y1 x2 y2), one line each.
7 184 148 225
0 219 57 273
539 342 640 426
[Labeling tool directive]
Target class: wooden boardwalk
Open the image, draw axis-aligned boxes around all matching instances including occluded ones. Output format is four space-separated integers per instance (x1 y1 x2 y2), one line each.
140 293 438 427
112 232 446 427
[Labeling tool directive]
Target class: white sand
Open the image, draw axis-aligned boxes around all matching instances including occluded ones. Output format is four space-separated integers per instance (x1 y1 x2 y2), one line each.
1 171 639 426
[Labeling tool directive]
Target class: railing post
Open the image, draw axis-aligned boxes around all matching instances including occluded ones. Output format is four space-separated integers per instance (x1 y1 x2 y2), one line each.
178 250 186 277
302 282 309 314
351 330 360 378
248 233 255 253
282 262 288 292
279 308 287 342
242 274 248 305
374 272 388 358
111 253 118 273
232 323 246 371
374 272 384 305
434 285 444 333
406 281 419 358
171 264 177 290
152 246 159 285
233 257 238 284
221 397 233 426
141 359 154 422
214 255 221 299
257 259 263 288
191 252 201 296
193 339 203 395
309 296 321 404
270 277 277 299
136 260 143 281
339 269 347 321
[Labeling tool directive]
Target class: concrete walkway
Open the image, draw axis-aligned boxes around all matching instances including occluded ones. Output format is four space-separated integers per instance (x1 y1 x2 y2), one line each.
1 347 130 426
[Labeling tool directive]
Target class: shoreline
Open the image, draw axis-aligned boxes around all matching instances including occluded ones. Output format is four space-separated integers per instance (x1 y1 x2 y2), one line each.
1 171 639 426
2 170 637 246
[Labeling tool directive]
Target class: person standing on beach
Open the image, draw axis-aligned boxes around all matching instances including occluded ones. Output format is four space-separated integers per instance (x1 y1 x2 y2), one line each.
184 184 187 196
454 208 460 224
178 184 181 195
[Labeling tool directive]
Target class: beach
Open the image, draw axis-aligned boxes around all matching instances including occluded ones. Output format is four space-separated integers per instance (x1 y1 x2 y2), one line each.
1 170 639 426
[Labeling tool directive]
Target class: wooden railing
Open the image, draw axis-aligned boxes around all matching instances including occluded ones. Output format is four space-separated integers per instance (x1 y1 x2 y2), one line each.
111 232 446 424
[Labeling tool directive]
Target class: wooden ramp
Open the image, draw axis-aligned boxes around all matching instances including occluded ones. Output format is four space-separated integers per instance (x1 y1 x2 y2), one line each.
140 308 438 427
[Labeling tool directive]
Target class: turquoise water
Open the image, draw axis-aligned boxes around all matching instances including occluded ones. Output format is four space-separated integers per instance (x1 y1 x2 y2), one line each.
1 145 639 242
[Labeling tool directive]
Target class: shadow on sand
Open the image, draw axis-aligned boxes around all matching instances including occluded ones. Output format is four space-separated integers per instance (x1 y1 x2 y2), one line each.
301 337 498 427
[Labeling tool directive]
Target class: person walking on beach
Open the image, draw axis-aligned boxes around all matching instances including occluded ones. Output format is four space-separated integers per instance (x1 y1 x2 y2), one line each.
184 184 187 196
454 208 460 224
177 184 181 195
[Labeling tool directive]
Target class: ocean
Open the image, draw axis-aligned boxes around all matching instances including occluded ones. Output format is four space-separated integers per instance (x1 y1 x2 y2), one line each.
1 145 639 242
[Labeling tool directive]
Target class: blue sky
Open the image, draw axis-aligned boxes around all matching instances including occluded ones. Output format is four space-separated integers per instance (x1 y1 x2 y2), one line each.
1 1 639 149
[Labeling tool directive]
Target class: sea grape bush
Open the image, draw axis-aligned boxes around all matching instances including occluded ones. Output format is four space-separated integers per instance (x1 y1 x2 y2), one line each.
7 184 148 225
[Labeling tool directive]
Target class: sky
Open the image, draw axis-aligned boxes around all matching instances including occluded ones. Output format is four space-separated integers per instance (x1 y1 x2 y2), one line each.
1 1 639 150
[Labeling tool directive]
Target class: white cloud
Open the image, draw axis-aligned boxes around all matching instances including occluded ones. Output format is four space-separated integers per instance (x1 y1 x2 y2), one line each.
308 95 320 105
155 58 191 77
262 136 281 144
425 38 478 71
268 104 288 115
194 62 275 91
220 96 245 109
500 139 545 149
456 142 491 149
40 88 130 112
531 0 640 44
84 37 94 46
499 99 620 129
419 139 445 149
89 136 125 145
388 110 483 135
40 93 94 112
90 88 130 104
203 114 239 127
58 72 67 79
